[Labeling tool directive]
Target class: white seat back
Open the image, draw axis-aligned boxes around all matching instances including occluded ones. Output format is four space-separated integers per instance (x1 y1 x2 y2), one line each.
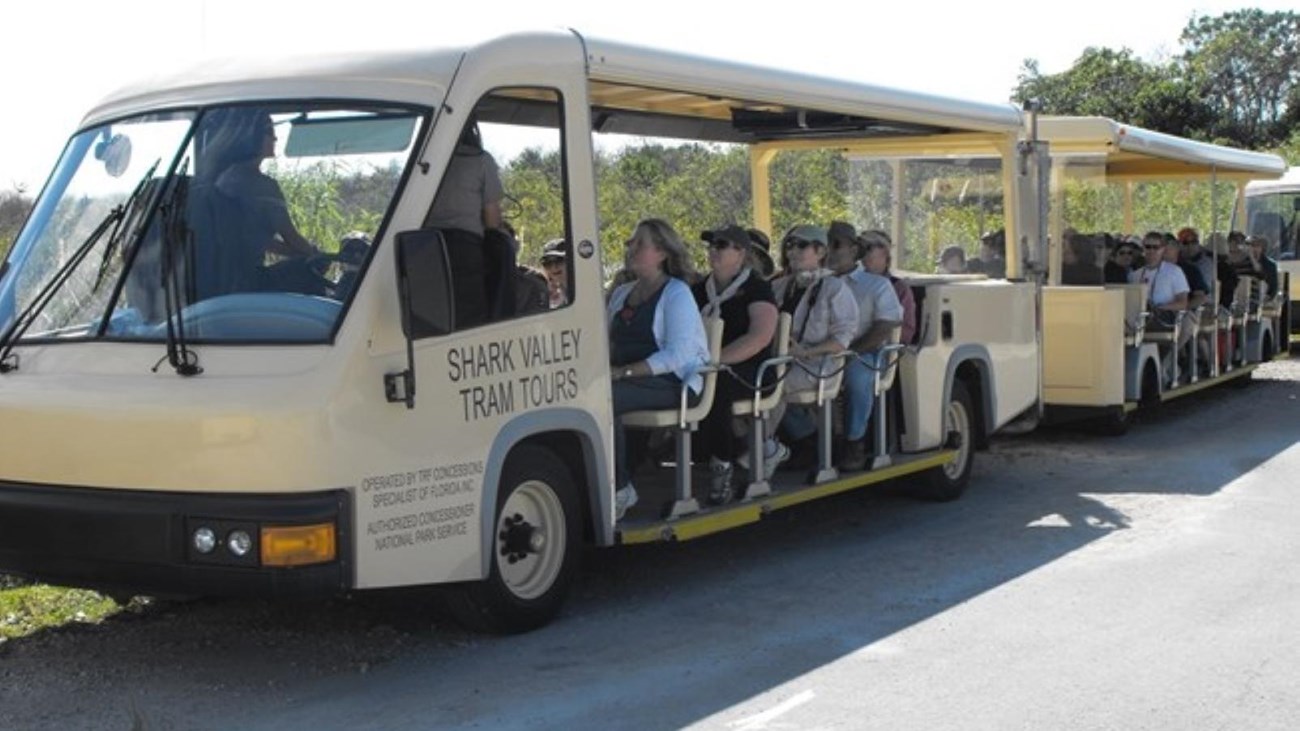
621 317 724 429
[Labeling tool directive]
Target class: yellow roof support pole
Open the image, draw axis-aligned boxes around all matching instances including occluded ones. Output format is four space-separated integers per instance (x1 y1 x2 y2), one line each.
751 147 777 237
1231 182 1246 234
1048 160 1065 287
998 136 1022 279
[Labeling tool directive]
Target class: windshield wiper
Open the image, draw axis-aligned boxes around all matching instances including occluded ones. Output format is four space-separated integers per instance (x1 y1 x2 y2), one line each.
93 164 157 294
152 158 201 377
0 161 159 374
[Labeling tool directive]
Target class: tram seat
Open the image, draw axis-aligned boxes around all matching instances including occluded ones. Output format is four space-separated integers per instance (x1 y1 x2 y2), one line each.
1142 309 1187 386
1234 276 1262 321
1225 277 1257 366
620 317 725 519
784 350 850 485
1187 302 1218 382
868 325 906 470
1260 282 1285 319
729 313 792 497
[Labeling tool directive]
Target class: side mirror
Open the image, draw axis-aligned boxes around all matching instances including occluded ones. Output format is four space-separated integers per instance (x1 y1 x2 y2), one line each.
387 229 456 408
94 133 133 178
395 229 456 339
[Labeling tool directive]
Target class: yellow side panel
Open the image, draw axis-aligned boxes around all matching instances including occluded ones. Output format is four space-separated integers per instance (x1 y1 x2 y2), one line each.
1042 287 1126 406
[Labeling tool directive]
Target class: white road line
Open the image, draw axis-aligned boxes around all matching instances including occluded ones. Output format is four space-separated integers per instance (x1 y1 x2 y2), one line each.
727 689 816 730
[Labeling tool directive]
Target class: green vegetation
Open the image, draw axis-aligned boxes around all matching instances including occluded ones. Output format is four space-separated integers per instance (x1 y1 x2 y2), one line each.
275 162 401 251
1 187 31 259
1015 9 1300 152
0 577 122 640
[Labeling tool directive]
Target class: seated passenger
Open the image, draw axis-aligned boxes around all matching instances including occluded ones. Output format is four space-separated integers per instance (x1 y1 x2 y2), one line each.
1206 233 1240 311
967 229 1007 279
1166 236 1211 373
768 225 859 467
1062 233 1103 285
1132 232 1190 312
1131 231 1190 383
540 238 570 308
745 227 778 280
1167 237 1209 309
693 225 780 503
937 245 967 274
190 108 319 300
1178 228 1215 294
1104 239 1138 284
827 221 903 471
607 219 709 519
860 231 917 345
1245 234 1280 299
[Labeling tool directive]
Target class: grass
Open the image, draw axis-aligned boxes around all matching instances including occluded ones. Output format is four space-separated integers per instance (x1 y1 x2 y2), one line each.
0 575 123 640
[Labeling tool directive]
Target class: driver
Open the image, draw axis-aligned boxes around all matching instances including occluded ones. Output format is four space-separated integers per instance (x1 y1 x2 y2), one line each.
190 108 318 299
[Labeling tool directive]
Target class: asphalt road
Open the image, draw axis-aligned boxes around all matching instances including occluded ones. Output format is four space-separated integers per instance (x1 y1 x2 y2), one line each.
3 359 1298 730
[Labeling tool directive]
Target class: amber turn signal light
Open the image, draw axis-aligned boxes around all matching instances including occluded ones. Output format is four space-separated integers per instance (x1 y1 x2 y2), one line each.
261 523 336 567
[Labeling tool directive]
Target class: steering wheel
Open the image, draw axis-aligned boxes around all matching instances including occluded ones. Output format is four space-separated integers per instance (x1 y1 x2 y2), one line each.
268 234 371 300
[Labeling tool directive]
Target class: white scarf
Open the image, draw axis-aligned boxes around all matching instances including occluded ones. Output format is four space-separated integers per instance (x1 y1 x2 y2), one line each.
700 266 752 320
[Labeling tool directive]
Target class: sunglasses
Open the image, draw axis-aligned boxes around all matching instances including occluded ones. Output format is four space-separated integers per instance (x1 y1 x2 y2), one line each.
707 239 742 251
1143 244 1162 250
784 237 819 250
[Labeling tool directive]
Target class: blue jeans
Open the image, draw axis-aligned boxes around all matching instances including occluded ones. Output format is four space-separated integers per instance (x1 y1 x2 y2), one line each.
843 352 881 441
612 375 688 487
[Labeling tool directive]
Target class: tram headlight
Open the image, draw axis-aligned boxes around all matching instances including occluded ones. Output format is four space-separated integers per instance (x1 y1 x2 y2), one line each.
192 527 217 554
227 530 253 557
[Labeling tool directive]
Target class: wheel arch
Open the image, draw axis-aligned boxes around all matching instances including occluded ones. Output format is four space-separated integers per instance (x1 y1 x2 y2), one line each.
943 346 995 448
477 408 610 578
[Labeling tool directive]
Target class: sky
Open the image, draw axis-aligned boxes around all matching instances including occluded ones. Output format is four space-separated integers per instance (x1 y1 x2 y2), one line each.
0 0 1292 193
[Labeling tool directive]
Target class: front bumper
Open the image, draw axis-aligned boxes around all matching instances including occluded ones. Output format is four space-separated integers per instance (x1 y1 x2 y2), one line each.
0 481 351 597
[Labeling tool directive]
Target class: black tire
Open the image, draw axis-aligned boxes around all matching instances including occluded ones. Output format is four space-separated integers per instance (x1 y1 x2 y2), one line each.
441 445 580 634
914 380 974 502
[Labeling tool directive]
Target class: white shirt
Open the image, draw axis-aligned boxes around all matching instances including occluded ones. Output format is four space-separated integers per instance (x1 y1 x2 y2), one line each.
771 270 859 348
1130 262 1189 307
842 264 903 339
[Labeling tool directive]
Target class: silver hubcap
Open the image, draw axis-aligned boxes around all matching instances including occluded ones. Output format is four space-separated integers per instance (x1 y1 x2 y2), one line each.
942 397 971 481
497 480 566 601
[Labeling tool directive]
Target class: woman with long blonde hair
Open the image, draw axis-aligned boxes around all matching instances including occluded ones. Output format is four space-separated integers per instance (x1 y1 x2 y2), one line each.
606 218 708 519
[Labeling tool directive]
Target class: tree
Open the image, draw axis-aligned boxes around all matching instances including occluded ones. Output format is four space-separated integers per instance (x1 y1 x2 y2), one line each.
1014 48 1211 139
1181 9 1300 148
1 186 33 258
1274 128 1300 167
1015 10 1300 151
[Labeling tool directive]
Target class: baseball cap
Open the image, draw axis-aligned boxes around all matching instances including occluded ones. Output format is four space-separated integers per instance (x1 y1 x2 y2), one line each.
700 224 752 251
540 238 567 262
782 224 828 248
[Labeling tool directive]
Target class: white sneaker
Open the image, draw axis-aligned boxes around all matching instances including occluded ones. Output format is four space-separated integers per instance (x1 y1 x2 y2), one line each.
614 484 638 521
764 441 791 480
736 438 777 470
737 439 791 481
